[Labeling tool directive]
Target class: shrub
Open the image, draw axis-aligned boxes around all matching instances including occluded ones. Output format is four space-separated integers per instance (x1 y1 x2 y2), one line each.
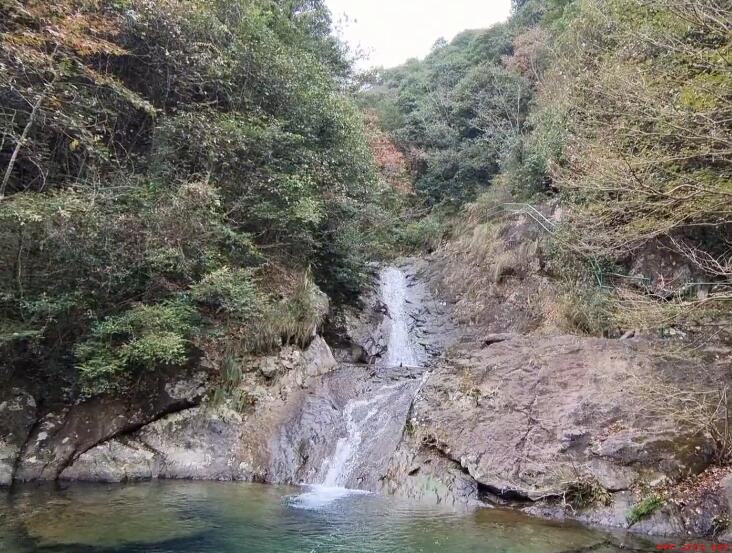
75 300 197 396
191 267 260 320
250 270 329 352
398 211 447 252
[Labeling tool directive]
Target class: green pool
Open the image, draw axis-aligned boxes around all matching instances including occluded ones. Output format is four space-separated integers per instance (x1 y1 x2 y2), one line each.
0 480 647 553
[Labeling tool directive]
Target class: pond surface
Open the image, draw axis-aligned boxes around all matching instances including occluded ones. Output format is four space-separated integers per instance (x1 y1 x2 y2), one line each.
0 481 645 553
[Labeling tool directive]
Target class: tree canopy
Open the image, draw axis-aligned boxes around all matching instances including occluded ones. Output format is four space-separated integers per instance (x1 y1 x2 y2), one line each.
0 0 393 397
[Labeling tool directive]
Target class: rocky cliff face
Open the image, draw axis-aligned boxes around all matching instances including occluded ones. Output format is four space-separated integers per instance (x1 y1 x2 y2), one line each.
380 331 730 537
0 371 208 486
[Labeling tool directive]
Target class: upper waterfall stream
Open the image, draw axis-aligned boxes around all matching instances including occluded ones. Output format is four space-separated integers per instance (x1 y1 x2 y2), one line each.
379 267 418 368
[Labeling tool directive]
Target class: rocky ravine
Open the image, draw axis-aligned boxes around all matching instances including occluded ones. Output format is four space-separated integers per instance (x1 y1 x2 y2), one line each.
1 258 730 540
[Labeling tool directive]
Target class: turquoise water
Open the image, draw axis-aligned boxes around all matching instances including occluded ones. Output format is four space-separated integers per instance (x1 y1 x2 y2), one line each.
0 481 638 553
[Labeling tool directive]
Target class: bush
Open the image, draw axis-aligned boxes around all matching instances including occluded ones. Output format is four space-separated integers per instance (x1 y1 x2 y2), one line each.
0 0 386 398
191 268 260 320
75 300 197 396
536 0 732 324
398 211 448 252
251 270 329 351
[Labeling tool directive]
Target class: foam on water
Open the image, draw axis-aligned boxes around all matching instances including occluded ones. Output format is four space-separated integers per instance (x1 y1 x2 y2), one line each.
288 485 370 510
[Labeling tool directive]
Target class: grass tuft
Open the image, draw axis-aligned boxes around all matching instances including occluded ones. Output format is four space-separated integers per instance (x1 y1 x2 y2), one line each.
626 494 664 526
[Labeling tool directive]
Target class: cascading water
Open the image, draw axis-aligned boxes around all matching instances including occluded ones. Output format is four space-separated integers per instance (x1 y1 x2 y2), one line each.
320 383 401 488
291 266 421 509
379 267 418 368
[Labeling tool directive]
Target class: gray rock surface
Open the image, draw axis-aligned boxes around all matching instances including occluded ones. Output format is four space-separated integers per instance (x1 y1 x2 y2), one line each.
381 442 484 509
301 335 337 376
0 388 37 486
404 336 712 500
13 371 208 482
380 333 724 535
268 365 423 489
59 335 344 484
61 406 250 482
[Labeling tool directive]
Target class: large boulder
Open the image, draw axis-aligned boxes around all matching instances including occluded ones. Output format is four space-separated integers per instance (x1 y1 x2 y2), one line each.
409 336 716 499
60 406 252 482
14 371 208 482
384 335 721 534
302 335 337 377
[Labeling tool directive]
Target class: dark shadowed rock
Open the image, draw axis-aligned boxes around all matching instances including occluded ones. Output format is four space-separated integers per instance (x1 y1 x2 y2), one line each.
0 388 37 486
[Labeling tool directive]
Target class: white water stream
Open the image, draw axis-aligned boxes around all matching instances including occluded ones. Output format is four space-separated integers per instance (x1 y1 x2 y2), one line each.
292 267 419 509
379 267 417 368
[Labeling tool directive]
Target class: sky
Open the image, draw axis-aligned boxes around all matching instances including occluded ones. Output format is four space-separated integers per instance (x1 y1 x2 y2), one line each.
325 0 512 69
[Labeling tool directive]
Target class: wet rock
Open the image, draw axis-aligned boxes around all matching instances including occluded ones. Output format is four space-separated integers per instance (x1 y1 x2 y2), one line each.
268 365 423 489
327 258 458 367
59 440 157 482
382 443 482 509
524 491 688 536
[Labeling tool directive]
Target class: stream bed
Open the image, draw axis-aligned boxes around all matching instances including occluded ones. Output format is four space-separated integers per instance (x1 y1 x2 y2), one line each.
0 480 640 553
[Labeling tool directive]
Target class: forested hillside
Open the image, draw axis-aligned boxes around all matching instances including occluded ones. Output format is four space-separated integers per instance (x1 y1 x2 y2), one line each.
2 0 729 400
363 0 731 336
0 0 402 398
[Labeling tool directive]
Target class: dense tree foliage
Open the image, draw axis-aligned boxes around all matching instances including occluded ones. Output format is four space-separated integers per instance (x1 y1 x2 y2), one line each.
3 0 729 399
365 0 730 330
0 0 391 397
362 25 529 205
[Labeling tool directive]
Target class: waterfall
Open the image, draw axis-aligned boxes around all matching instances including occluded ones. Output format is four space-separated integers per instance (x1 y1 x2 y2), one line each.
290 266 421 509
320 383 402 488
378 267 417 368
291 381 409 509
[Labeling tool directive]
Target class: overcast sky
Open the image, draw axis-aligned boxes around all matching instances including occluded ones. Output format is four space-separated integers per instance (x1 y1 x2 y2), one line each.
325 0 512 69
